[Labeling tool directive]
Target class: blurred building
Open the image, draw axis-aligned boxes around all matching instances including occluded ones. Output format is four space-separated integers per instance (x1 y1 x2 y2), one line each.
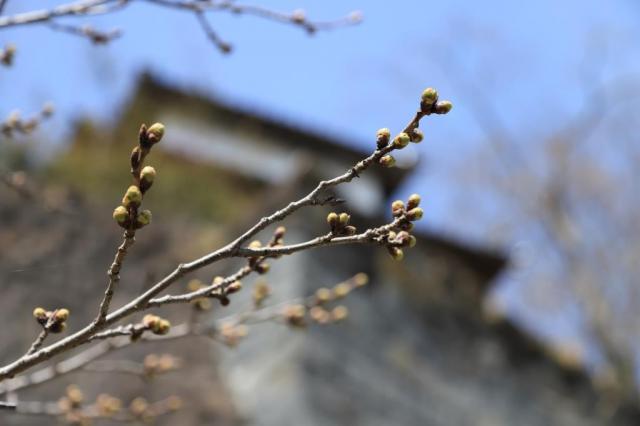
3 74 639 425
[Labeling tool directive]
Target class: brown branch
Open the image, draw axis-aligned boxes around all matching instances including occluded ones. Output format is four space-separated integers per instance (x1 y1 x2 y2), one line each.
25 330 49 356
0 93 448 387
0 0 119 28
47 22 122 44
97 231 136 324
195 10 231 53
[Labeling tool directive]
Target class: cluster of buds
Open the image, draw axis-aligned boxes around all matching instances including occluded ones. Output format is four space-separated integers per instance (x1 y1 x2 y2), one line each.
186 279 212 311
252 281 271 307
326 212 356 236
212 276 243 306
219 322 249 347
376 88 452 168
247 226 287 273
420 87 453 115
1 103 54 138
59 385 84 410
0 43 16 66
284 273 368 327
143 353 181 377
142 314 171 335
113 123 164 230
309 305 349 325
385 194 423 260
95 394 123 418
128 396 182 421
248 240 271 274
33 307 69 333
282 304 306 327
129 397 152 422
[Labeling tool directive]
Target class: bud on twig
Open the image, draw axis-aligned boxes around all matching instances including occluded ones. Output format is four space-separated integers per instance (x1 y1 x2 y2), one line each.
376 128 391 149
421 87 438 108
434 100 453 114
379 154 396 168
393 132 410 149
407 193 421 210
122 185 142 207
410 128 424 143
146 123 165 144
406 207 424 221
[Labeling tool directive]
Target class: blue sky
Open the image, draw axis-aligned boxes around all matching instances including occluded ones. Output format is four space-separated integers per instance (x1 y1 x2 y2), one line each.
2 0 640 362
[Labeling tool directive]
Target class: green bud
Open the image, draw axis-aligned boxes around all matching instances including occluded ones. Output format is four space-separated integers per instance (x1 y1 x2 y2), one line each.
146 123 165 144
407 193 421 209
388 247 404 261
327 212 339 228
140 166 156 184
54 308 70 322
407 207 424 221
421 88 438 106
379 155 396 168
434 100 453 114
136 210 152 227
122 185 142 207
113 206 129 225
153 319 171 335
376 128 391 148
33 307 47 322
411 128 424 143
391 200 405 215
408 235 417 248
393 132 410 149
339 213 350 227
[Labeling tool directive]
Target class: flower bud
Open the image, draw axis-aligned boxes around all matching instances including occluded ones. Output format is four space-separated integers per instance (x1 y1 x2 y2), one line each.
122 185 142 207
379 155 396 168
273 226 286 241
393 132 410 149
136 210 152 227
256 262 270 274
140 166 156 185
54 308 70 322
344 225 357 236
333 282 351 298
376 128 391 148
227 280 243 293
283 304 306 327
388 246 404 261
410 128 424 143
391 200 405 216
339 213 350 227
353 272 369 287
407 193 421 209
33 307 47 321
143 314 159 329
113 206 129 225
332 305 349 321
406 207 424 221
408 235 417 248
310 306 331 324
434 100 453 114
326 212 339 228
315 287 332 303
421 87 438 106
146 122 165 144
153 319 171 335
253 281 271 306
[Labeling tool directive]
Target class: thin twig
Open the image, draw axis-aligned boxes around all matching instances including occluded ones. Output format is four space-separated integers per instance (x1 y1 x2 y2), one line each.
0 102 436 384
97 231 136 324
